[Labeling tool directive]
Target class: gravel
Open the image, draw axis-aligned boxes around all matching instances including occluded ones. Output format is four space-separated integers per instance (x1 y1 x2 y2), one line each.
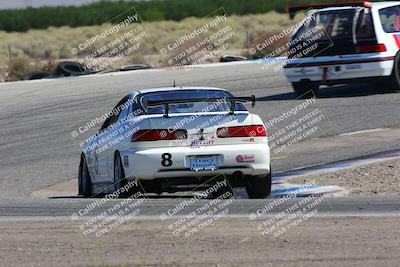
290 158 400 196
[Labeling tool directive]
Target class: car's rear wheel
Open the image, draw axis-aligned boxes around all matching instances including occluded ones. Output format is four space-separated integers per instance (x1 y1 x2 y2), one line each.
384 52 400 91
78 155 92 197
246 172 272 199
292 81 320 96
114 152 128 197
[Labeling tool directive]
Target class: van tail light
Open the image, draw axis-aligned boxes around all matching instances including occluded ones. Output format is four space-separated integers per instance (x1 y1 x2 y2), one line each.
357 44 387 53
217 125 267 138
132 129 187 142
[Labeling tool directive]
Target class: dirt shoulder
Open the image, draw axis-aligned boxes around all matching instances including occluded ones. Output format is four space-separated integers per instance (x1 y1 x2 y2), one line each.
290 158 400 196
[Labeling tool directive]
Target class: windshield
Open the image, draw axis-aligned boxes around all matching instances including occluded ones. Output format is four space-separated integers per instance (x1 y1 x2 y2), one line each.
294 8 374 41
379 5 400 33
140 89 247 115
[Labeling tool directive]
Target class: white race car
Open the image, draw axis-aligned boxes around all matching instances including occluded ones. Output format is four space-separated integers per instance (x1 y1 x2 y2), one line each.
78 87 271 199
284 1 400 95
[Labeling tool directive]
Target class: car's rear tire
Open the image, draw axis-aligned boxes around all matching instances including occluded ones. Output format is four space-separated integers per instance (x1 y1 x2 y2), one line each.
384 52 400 92
114 152 129 197
246 172 272 199
292 81 320 96
78 155 92 197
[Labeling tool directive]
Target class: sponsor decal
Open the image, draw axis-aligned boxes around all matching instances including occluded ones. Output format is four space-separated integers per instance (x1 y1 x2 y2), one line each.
190 136 215 147
236 154 255 163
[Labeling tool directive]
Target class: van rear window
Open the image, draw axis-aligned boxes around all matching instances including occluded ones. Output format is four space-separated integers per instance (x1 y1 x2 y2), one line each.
294 9 374 41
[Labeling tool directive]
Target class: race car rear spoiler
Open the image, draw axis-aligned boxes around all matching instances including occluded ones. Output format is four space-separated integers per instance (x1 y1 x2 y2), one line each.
146 96 256 117
288 1 371 19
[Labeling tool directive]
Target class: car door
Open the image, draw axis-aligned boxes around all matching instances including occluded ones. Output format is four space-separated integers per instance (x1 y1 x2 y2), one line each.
106 96 132 181
91 112 118 182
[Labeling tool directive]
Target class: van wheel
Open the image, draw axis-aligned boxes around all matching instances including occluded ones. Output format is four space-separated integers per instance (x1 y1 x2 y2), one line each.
246 172 272 199
385 52 400 91
292 81 320 96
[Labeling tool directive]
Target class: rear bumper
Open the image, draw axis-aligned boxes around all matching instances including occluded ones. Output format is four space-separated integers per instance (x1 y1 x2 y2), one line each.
284 57 394 83
120 144 270 180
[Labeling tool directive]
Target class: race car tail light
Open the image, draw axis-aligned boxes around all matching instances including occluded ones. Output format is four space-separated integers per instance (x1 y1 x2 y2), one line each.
357 44 387 53
131 129 187 142
216 125 267 138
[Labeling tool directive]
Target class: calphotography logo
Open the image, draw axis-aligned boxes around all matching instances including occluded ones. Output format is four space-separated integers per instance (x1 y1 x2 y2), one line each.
2 0 400 266
160 175 236 240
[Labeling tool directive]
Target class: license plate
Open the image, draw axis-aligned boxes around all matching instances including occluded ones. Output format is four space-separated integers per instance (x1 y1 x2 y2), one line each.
190 156 218 171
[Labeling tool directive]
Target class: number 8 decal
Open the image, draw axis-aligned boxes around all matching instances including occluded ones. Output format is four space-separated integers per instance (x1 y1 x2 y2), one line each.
161 153 172 167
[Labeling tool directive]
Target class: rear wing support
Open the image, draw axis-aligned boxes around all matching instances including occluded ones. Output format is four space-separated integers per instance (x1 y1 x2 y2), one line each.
146 96 256 118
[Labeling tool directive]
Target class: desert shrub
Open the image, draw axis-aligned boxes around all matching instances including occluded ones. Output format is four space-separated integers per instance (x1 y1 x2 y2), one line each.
7 57 34 81
6 57 58 81
0 12 302 69
243 31 290 59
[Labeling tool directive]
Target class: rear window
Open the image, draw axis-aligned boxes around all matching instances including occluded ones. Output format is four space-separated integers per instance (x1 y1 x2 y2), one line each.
294 8 374 41
140 90 247 115
379 5 400 33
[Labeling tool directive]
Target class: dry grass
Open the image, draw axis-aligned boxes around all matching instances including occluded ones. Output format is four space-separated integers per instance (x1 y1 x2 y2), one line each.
0 12 304 79
5 57 58 81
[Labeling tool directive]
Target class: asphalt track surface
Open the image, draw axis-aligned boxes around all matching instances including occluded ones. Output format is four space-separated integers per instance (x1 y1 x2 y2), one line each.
1 61 400 215
0 196 400 220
